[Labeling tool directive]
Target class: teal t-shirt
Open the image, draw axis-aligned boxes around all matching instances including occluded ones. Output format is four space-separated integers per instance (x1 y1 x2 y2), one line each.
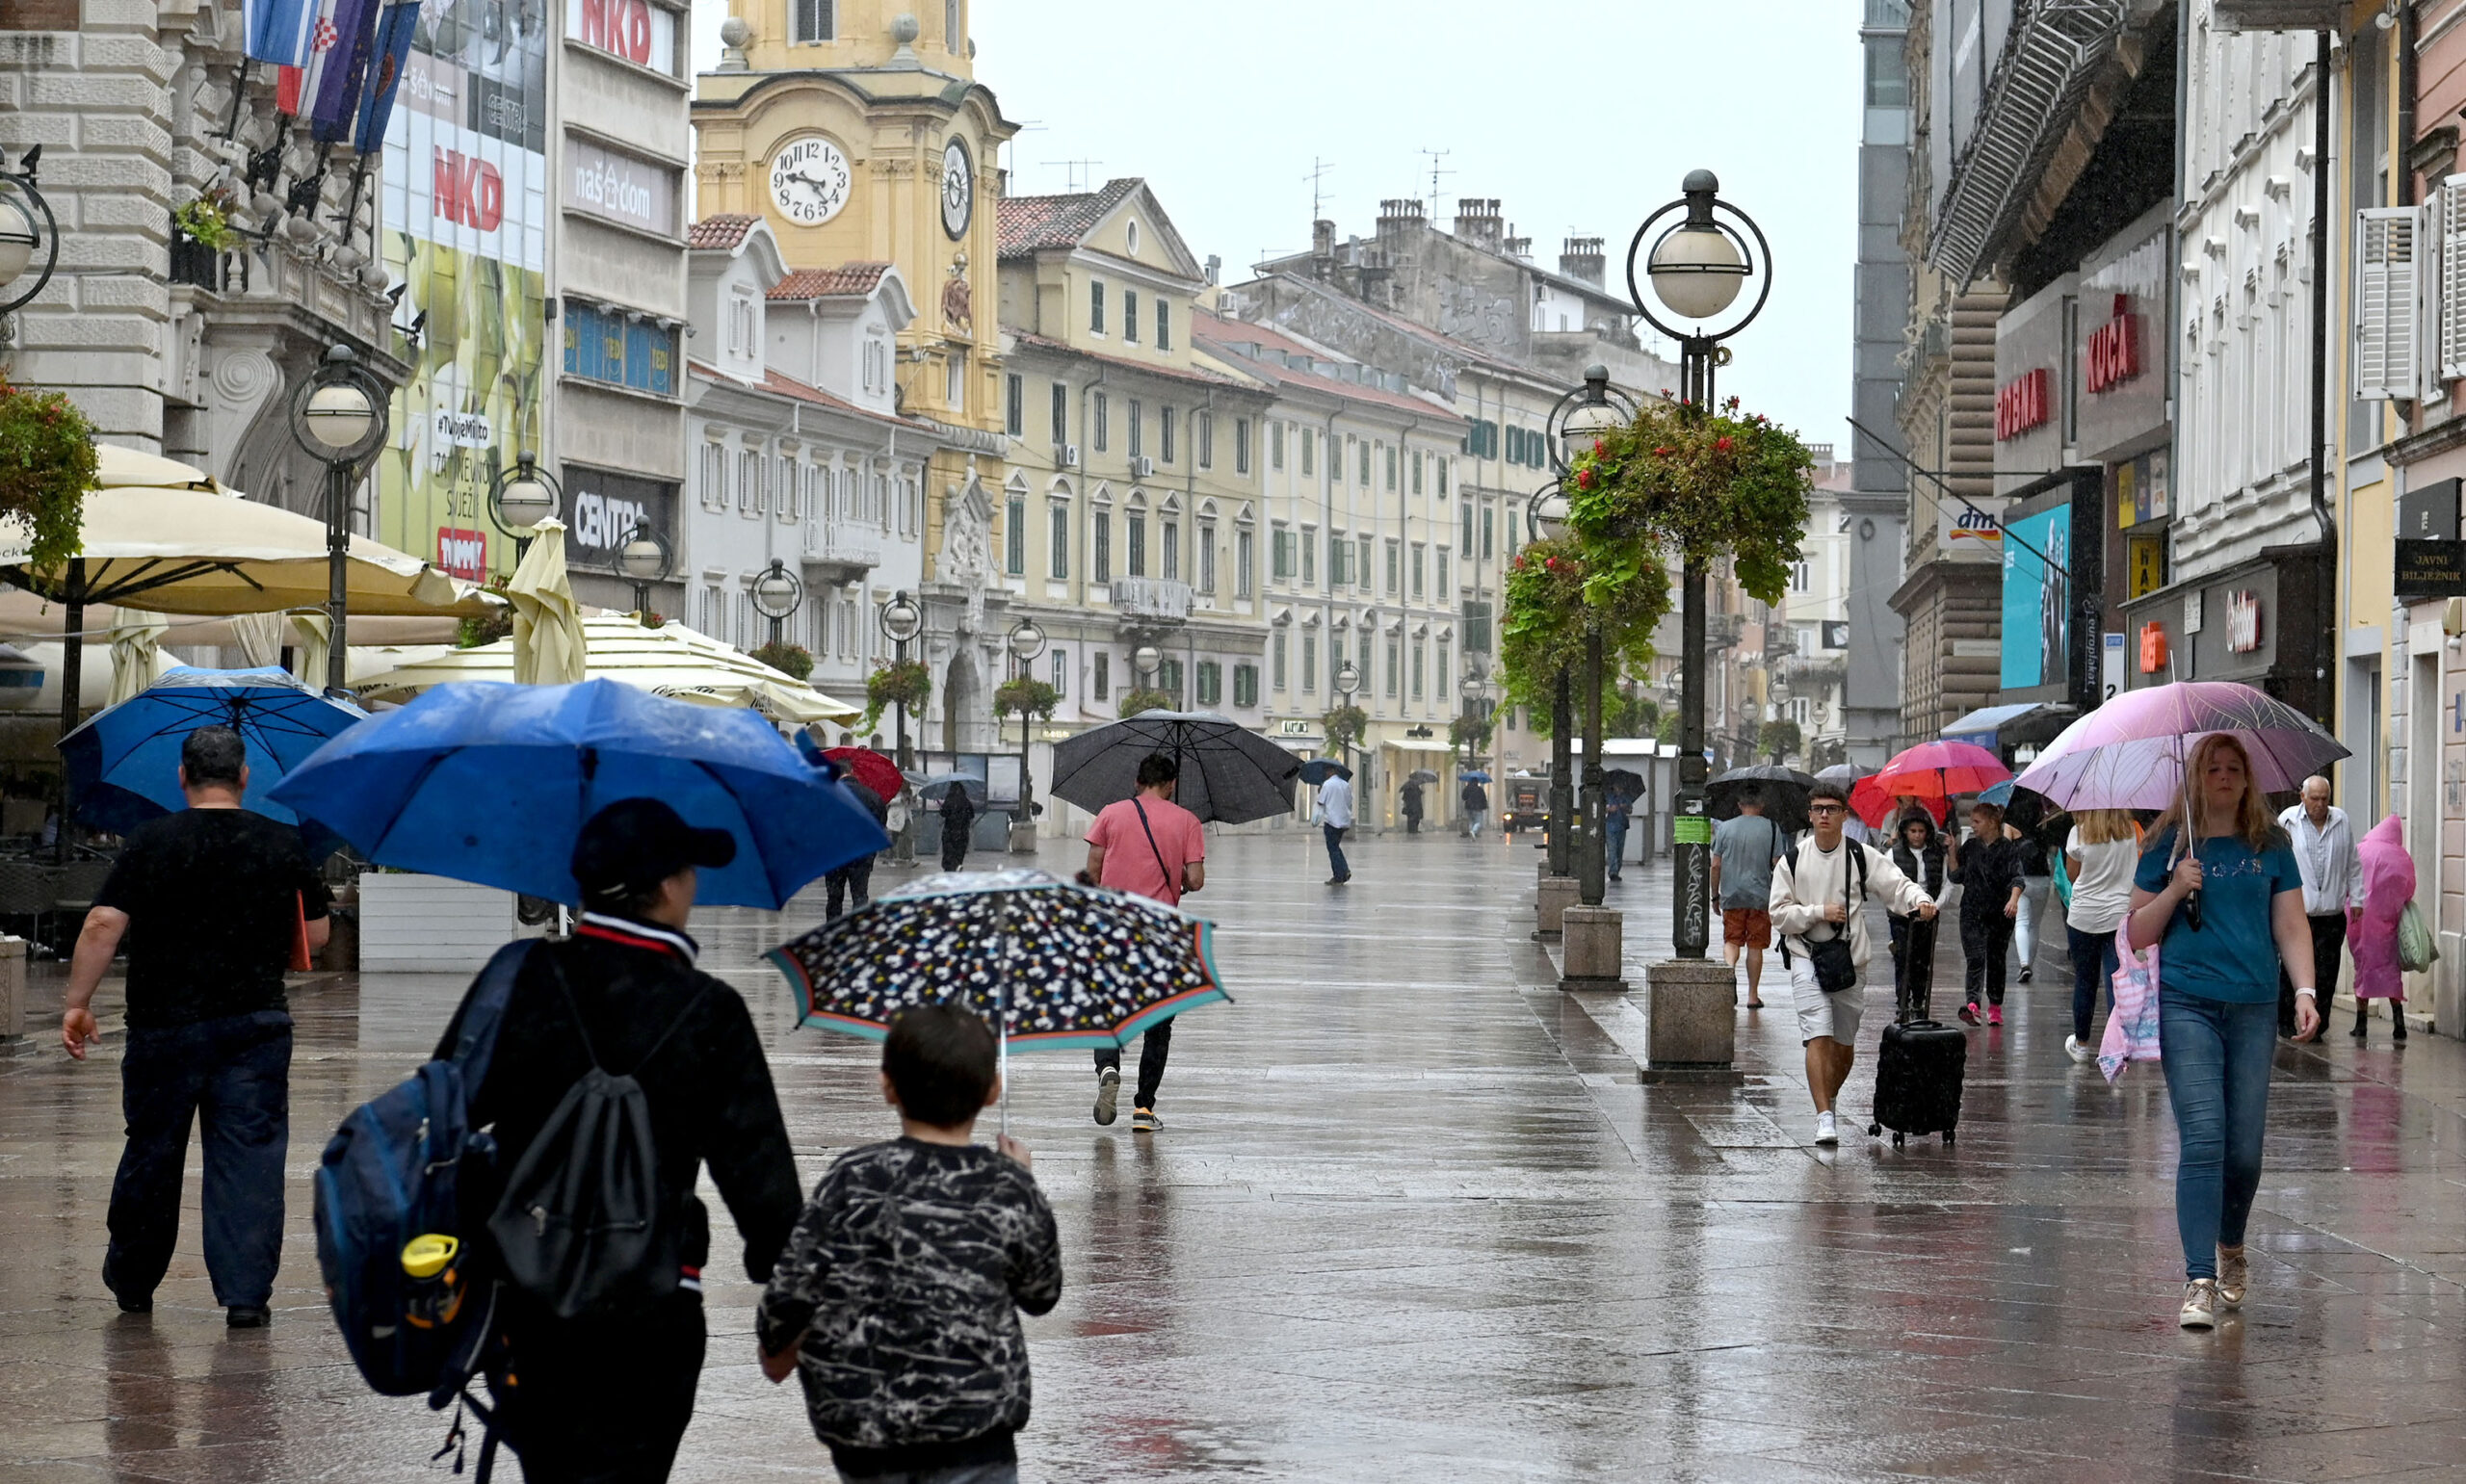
2133 827 2304 1004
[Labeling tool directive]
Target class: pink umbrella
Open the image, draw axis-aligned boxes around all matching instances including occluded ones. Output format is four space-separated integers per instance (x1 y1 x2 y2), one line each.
2012 680 2348 811
1854 740 2011 826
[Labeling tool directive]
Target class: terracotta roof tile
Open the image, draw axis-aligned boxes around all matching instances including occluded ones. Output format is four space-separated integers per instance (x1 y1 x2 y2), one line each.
1006 329 1247 391
686 358 934 434
996 179 1142 257
769 262 892 300
687 215 757 250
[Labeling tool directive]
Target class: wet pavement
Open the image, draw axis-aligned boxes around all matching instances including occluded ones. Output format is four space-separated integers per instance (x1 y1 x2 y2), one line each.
7 829 2466 1480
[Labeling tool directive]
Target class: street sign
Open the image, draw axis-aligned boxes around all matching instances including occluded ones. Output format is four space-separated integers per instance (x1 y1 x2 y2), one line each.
2397 539 2466 598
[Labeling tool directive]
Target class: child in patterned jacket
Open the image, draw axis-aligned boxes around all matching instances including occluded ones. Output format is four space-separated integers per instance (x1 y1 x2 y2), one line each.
757 1004 1063 1484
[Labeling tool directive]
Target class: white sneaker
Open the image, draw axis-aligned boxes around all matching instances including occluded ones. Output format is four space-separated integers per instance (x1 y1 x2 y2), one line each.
1814 1110 1839 1145
2064 1034 2095 1064
2179 1278 2218 1329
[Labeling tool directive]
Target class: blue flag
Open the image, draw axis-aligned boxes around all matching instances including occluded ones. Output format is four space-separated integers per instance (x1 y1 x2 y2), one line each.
352 3 421 154
308 0 381 143
243 0 320 66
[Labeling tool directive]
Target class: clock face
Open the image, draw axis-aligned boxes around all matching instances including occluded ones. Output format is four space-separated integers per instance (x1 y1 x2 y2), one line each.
940 138 973 239
770 136 852 227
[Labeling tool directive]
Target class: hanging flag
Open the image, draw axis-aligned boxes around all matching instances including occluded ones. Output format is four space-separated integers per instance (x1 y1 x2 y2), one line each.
273 0 335 114
352 3 421 155
243 0 319 66
309 0 381 143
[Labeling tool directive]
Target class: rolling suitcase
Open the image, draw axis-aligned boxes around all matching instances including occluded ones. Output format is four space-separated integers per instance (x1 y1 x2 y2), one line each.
1869 914 1964 1146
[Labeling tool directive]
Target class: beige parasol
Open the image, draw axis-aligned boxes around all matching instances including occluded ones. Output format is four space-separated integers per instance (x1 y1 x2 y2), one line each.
507 517 587 686
356 616 858 724
106 608 170 704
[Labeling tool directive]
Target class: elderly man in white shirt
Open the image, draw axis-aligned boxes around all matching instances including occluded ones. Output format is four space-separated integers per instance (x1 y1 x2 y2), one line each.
1315 769 1355 886
2276 774 2362 1043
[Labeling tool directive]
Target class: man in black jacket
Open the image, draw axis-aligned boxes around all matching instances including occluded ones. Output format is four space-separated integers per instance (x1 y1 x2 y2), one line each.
435 797 802 1483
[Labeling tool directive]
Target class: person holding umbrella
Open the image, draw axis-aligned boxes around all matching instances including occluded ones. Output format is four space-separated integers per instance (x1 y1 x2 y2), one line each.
826 779 889 920
1461 773 1489 838
1400 776 1425 835
1080 753 1205 1132
2127 734 2317 1328
938 780 978 872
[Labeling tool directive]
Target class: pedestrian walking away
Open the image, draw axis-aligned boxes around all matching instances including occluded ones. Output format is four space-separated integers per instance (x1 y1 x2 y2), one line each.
433 797 804 1480
1603 779 1634 883
1460 775 1488 838
1769 781 1939 1145
2062 809 2138 1063
65 726 331 1327
1081 753 1205 1133
1951 800 2024 1027
2276 776 2362 1042
2127 734 2316 1330
1885 809 1951 1011
826 779 889 920
1400 777 1424 835
1316 768 1354 884
2348 814 2413 1042
759 1005 1062 1484
2011 823 2053 984
938 781 978 872
1710 787 1785 1009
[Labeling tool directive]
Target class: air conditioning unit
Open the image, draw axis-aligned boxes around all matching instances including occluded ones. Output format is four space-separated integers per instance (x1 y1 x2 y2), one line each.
1129 455 1154 479
1057 444 1081 469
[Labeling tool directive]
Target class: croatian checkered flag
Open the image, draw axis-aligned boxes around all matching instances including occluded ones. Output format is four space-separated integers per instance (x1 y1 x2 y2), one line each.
271 0 339 115
243 0 323 66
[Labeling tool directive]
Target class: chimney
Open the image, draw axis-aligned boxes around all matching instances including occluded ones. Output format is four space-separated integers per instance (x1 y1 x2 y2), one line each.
1559 236 1605 286
1504 224 1531 260
1376 196 1425 243
1204 253 1220 286
1453 196 1503 253
1311 218 1335 279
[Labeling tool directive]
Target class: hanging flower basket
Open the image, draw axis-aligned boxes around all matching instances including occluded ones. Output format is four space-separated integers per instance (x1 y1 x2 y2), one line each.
0 378 95 572
749 638 814 681
1566 395 1815 608
860 659 932 733
993 676 1060 719
1115 688 1175 719
1321 703 1368 753
1498 536 1670 723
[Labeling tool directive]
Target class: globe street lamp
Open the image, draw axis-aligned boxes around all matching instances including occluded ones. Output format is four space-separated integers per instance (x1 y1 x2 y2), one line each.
0 147 59 318
1624 169 1772 958
1525 479 1580 882
1006 616 1048 835
751 559 803 648
487 451 562 562
878 589 923 775
616 520 671 625
1132 643 1162 700
1542 373 1642 910
1331 656 1361 766
288 344 389 694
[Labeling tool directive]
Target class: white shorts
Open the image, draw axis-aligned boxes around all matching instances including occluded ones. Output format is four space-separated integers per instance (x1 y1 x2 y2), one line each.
1789 954 1865 1046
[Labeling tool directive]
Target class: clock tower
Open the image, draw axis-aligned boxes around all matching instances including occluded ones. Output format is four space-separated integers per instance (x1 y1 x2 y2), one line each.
695 0 1019 746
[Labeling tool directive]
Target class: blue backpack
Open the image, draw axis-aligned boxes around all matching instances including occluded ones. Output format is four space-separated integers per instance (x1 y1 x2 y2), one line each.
314 940 532 1401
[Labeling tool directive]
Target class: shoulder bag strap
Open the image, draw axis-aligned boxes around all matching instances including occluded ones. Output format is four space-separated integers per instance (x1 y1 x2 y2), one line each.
540 947 709 1078
451 940 537 1095
1131 798 1180 905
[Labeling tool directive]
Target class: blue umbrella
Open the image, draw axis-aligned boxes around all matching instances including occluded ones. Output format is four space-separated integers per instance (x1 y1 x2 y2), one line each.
267 679 890 908
59 666 363 855
1977 778 2017 808
1458 770 1492 784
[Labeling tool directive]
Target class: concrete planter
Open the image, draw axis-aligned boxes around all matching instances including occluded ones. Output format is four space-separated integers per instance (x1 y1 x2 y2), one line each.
358 872 531 974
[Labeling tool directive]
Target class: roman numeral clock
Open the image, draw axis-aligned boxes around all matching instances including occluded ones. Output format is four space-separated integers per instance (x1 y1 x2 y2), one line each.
770 135 852 226
941 137 973 239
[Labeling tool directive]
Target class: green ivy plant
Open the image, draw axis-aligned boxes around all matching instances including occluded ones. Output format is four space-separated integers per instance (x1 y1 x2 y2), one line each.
1565 395 1815 608
1447 710 1494 755
1498 536 1669 730
1322 703 1369 754
173 193 238 252
860 659 932 733
0 382 95 574
748 638 814 681
1759 717 1802 764
1115 688 1175 719
993 676 1060 721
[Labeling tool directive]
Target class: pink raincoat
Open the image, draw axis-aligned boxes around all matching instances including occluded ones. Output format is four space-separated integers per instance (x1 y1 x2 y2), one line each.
2348 814 2413 1001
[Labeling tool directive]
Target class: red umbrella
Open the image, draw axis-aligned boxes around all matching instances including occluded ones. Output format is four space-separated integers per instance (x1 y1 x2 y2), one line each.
824 746 904 800
1850 774 1948 829
1852 741 2009 827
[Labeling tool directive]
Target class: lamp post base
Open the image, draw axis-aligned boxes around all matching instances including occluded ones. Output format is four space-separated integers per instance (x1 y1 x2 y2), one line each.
1641 958 1738 1074
1558 905 1627 992
1535 875 1579 940
1008 819 1038 853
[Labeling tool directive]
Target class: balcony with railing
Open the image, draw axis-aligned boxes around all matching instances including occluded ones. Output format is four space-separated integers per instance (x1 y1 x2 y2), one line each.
1108 576 1192 622
802 522 882 580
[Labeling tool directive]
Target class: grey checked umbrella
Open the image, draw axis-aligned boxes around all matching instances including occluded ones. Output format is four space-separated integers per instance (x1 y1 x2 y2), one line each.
1050 711 1300 823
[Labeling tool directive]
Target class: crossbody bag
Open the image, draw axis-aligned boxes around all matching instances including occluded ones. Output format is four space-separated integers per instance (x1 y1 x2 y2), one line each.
1783 840 1868 994
1131 799 1181 906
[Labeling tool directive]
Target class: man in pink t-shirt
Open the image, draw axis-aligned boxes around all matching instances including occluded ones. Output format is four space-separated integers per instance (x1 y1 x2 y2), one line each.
1082 752 1204 1133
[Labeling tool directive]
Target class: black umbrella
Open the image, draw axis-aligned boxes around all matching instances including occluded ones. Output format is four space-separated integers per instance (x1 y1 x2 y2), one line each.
1600 768 1646 796
1297 758 1353 785
1406 768 1439 785
1050 710 1300 824
1709 764 1816 834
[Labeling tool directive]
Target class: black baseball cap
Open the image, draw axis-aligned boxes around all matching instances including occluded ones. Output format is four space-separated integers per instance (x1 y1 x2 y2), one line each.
570 797 737 904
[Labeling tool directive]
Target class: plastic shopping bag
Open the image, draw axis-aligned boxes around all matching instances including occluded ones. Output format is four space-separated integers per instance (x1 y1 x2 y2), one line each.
2099 923 2163 1082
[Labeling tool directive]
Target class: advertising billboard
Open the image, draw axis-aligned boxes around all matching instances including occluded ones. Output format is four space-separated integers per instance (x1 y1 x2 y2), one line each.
376 0 552 582
2000 504 2071 690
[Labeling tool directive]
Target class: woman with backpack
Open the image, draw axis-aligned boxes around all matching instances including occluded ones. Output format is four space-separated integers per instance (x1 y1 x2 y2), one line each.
2128 734 2316 1329
2348 814 2414 1042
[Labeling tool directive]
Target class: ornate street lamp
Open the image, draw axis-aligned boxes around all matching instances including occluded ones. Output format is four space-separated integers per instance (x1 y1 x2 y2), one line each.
1524 479 1580 882
1547 364 1640 477
616 520 671 625
1541 373 1643 908
750 558 803 647
1006 615 1047 821
288 344 389 695
878 589 923 774
0 147 59 319
1624 169 1771 958
487 451 562 561
1132 642 1162 698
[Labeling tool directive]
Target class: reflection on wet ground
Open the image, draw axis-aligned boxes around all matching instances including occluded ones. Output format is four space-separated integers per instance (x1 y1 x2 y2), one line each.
5 829 2466 1480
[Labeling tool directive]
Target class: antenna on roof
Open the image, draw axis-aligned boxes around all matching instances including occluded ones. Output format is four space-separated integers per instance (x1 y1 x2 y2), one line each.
1040 158 1103 193
1418 148 1454 221
1304 157 1335 221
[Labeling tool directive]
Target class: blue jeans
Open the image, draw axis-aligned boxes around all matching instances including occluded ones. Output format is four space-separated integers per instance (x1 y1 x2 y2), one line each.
1605 815 1629 877
2068 924 2119 1041
106 1009 293 1308
1324 822 1350 880
2158 990 2277 1279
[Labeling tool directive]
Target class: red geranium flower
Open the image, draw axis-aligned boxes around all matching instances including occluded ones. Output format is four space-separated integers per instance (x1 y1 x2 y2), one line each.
1575 467 1596 491
1716 436 1733 453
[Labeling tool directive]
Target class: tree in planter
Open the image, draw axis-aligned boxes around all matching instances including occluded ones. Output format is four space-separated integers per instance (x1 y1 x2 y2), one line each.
860 660 932 736
1758 717 1802 766
0 377 95 573
748 639 814 681
1115 688 1175 719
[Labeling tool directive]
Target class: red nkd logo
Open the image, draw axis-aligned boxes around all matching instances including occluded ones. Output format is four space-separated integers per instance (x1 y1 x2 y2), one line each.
436 527 487 582
2086 293 2141 393
1996 367 2050 441
580 0 653 65
433 149 504 231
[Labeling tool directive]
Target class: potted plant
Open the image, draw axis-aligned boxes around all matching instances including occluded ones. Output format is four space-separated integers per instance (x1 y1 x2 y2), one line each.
861 659 931 734
0 378 94 571
1115 688 1174 718
748 638 814 681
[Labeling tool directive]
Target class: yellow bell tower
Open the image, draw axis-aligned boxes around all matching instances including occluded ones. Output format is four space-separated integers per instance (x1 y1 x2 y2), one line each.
694 0 1016 616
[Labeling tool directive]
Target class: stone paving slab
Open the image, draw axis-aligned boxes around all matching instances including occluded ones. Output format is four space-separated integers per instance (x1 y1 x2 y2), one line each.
5 829 2466 1479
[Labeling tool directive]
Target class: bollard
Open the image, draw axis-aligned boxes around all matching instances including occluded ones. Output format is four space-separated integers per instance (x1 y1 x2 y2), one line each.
1640 958 1740 1081
1559 905 1627 992
0 934 23 1044
1535 875 1579 938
